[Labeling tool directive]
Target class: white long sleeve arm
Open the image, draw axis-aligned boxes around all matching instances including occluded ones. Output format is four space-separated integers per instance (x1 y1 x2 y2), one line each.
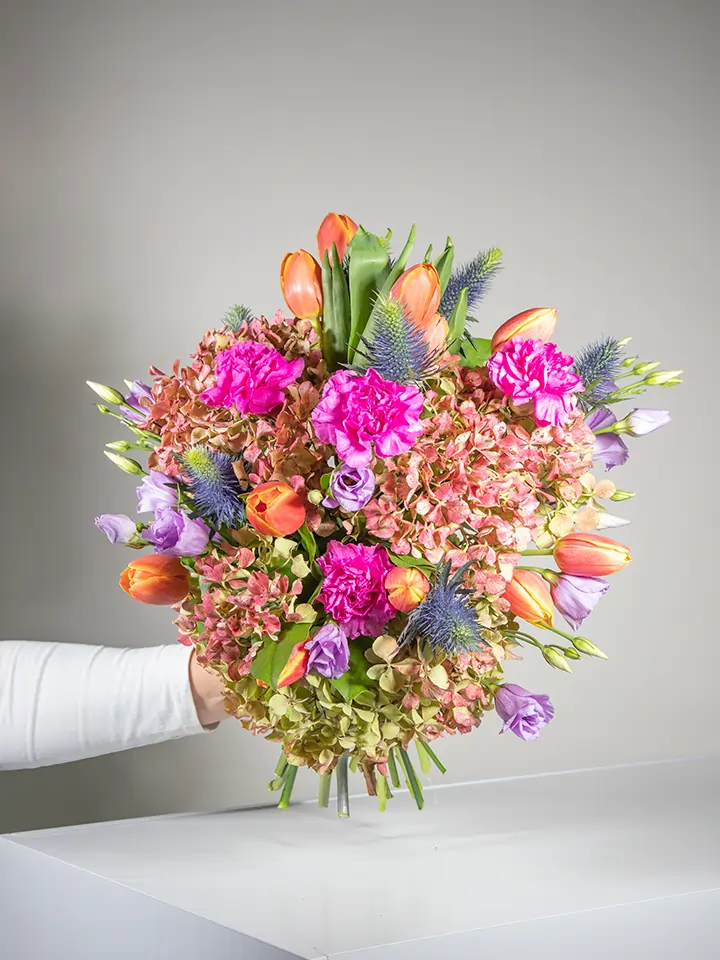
0 641 207 770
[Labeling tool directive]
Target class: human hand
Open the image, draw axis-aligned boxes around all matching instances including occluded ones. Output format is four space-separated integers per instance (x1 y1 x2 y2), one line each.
188 651 228 728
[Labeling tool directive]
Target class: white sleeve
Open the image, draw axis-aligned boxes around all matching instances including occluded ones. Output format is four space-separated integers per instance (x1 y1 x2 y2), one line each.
0 641 208 771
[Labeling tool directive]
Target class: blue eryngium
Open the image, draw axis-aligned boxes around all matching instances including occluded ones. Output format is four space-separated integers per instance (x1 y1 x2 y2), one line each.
181 446 246 527
573 337 626 411
356 295 445 385
439 248 502 318
399 562 487 655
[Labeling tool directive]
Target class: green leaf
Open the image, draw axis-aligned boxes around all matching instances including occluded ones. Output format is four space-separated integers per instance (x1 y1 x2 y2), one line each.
329 642 374 702
297 522 317 564
250 622 311 688
434 238 455 294
320 473 331 492
447 286 469 344
422 243 433 263
346 227 392 362
321 244 351 371
381 223 417 294
387 551 435 575
459 336 492 369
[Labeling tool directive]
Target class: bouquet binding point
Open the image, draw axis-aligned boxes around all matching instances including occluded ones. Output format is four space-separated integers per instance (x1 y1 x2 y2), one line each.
89 212 680 816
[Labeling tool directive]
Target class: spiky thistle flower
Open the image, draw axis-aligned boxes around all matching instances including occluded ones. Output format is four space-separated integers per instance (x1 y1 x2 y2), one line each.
574 337 626 411
355 295 446 385
440 247 502 318
222 304 253 332
181 446 246 527
399 562 488 656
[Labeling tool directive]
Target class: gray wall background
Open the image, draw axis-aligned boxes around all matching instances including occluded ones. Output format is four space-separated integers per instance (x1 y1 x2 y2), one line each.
0 0 716 833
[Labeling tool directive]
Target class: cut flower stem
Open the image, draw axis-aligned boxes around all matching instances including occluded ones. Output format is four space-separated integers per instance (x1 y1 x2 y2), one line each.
278 764 298 810
336 754 350 818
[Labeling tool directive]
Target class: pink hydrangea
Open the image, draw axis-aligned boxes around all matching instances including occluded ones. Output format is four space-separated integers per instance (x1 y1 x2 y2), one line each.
317 540 395 638
487 338 583 427
312 368 424 466
200 341 304 415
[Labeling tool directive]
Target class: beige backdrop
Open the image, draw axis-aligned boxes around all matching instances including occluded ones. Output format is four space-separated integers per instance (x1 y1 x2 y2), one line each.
0 0 717 832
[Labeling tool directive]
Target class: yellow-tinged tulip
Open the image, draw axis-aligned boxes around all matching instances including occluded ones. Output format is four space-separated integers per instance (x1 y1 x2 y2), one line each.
317 213 358 263
554 533 631 576
491 308 558 352
390 263 441 330
280 250 323 320
120 555 190 605
503 569 554 626
385 566 430 613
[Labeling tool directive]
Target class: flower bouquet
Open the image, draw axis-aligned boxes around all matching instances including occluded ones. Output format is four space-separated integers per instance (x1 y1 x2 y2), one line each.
89 212 681 815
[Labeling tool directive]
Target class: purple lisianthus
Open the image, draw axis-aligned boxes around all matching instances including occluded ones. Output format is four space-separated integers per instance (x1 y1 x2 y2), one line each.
121 380 153 422
95 513 138 544
145 507 210 557
137 471 178 514
305 623 350 679
549 573 610 631
495 684 554 742
322 464 376 512
623 408 671 437
585 407 629 471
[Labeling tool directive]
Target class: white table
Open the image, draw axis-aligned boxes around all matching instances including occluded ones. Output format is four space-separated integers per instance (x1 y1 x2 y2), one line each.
1 756 719 958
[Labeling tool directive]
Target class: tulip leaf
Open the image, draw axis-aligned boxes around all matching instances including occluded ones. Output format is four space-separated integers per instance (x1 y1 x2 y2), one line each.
387 551 435 575
347 227 392 363
458 336 492 369
447 287 469 346
321 244 351 371
434 238 455 294
381 223 417 295
251 623 311 689
423 243 433 263
297 522 317 564
329 642 375 702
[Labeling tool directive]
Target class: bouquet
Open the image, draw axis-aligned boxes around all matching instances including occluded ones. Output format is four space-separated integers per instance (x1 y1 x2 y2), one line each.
89 212 681 815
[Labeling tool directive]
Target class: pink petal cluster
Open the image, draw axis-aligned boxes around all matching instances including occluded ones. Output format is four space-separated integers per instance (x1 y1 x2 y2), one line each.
317 541 395 638
487 337 584 427
200 340 304 415
312 368 424 467
175 543 304 671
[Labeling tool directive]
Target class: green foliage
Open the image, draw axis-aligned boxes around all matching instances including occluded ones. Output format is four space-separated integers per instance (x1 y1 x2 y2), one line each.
347 227 392 362
251 622 311 688
321 243 351 371
329 643 374 702
458 336 493 369
222 304 253 331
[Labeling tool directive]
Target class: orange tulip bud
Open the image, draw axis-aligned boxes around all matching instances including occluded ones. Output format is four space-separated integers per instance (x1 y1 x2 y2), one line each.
246 481 307 537
120 554 190 605
503 569 554 626
280 250 323 320
277 641 310 687
385 566 430 613
491 308 558 352
424 313 450 353
554 533 631 576
317 212 358 263
390 263 441 330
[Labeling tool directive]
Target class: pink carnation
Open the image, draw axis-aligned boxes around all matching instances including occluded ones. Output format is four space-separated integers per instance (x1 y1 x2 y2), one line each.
200 341 304 415
487 337 583 427
312 368 424 466
317 540 395 638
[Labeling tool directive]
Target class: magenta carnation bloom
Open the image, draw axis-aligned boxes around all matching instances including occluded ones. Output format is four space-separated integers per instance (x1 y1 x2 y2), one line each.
312 368 424 467
200 341 304 415
317 541 395 638
488 337 584 427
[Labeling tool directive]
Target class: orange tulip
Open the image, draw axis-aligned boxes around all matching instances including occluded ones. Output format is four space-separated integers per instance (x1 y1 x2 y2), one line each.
503 570 554 626
246 481 307 537
280 250 323 320
385 566 430 613
317 212 358 263
277 640 310 687
120 554 190 605
390 263 441 330
554 533 631 576
491 308 558 352
424 313 450 353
